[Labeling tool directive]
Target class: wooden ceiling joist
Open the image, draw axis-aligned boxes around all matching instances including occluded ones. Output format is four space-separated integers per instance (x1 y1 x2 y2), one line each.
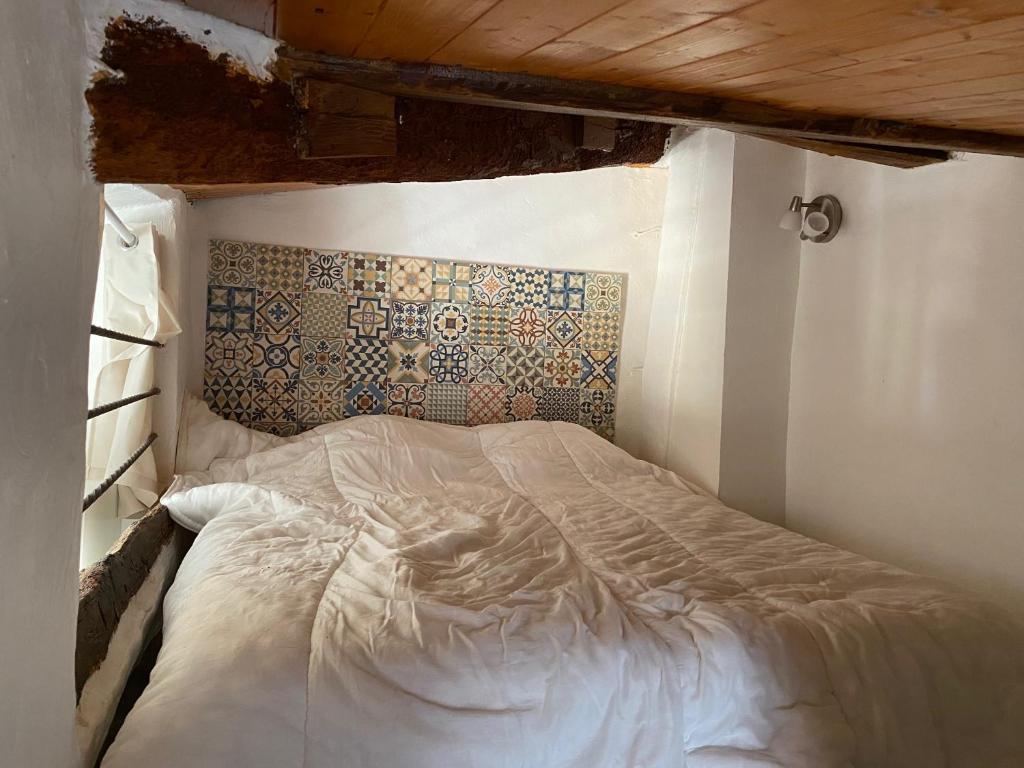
87 18 670 189
277 49 1024 159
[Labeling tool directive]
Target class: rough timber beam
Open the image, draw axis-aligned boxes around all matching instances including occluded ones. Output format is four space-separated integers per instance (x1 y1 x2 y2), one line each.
276 49 1024 159
86 19 670 187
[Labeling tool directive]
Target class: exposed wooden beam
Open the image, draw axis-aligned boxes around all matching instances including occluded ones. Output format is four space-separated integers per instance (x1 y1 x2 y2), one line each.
87 18 669 186
744 134 950 169
296 79 397 158
277 49 1024 159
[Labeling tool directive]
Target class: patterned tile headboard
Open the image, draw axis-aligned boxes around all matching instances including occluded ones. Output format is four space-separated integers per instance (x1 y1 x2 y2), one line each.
203 240 623 438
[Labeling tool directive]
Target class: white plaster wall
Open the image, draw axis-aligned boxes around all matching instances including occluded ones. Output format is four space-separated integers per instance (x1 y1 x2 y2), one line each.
187 167 669 457
0 3 100 767
787 152 1024 615
638 129 733 492
718 136 805 525
640 129 804 524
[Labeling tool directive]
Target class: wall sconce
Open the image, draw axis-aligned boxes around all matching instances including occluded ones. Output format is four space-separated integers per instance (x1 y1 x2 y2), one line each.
779 195 842 243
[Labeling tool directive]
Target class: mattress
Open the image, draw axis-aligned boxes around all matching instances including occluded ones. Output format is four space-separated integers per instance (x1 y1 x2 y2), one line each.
102 400 1024 767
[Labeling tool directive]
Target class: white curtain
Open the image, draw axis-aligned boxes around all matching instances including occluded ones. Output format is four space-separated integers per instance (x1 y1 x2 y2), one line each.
86 221 181 517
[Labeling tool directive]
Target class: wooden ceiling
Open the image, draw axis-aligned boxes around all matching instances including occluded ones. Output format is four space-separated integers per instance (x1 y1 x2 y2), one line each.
260 0 1024 137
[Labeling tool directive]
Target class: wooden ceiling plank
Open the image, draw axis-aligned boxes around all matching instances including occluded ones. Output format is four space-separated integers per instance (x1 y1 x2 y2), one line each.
278 49 1024 153
836 15 1024 67
428 0 628 68
354 0 503 61
517 0 722 74
276 0 386 57
627 8 972 89
579 16 779 83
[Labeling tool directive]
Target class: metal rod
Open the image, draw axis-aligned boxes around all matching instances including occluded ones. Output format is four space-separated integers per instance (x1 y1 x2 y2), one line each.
90 324 164 348
87 388 161 420
82 433 158 512
104 201 139 249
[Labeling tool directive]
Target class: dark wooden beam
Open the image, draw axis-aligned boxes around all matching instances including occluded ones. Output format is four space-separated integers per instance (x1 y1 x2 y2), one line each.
87 18 670 186
277 49 1024 159
744 134 950 169
296 79 397 159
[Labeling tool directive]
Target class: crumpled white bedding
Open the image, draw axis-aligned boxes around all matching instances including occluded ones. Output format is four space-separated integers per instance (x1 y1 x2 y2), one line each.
103 400 1024 768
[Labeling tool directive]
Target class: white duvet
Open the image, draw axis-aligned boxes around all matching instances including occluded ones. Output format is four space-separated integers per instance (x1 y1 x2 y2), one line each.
104 402 1024 768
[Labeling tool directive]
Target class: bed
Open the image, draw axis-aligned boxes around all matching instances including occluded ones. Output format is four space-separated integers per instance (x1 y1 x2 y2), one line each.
101 397 1024 767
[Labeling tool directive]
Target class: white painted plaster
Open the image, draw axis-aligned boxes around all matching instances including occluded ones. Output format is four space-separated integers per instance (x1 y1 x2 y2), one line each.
0 4 100 768
638 129 731 491
718 135 805 525
640 129 803 525
186 167 669 457
787 152 1024 616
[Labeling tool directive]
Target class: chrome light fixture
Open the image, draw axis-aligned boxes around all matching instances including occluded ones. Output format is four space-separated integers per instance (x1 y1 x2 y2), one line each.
779 194 842 243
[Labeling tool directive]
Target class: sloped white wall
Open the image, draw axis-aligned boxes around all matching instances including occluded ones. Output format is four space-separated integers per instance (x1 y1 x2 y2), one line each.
718 136 805 525
787 152 1024 615
640 130 804 525
638 129 734 492
0 4 100 767
186 166 669 457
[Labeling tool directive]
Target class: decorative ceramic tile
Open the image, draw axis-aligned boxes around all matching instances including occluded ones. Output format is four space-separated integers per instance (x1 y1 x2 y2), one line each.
506 346 545 386
205 241 623 438
252 333 300 380
506 384 543 421
347 254 391 298
467 384 507 427
430 303 470 344
204 374 251 424
433 261 472 302
252 377 298 424
387 340 430 383
425 383 467 424
205 330 253 378
469 306 509 346
585 273 623 312
548 271 586 311
544 348 582 388
207 285 255 332
581 350 618 390
255 243 306 291
300 337 345 379
540 387 581 422
391 257 432 300
429 343 469 384
387 383 427 419
582 311 620 350
255 290 301 333
209 240 257 287
508 307 547 347
305 250 347 293
546 310 584 349
344 380 387 417
391 301 430 341
579 388 615 435
470 264 512 307
346 296 390 339
468 346 507 385
347 338 389 379
508 267 550 309
298 378 345 426
301 291 347 337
